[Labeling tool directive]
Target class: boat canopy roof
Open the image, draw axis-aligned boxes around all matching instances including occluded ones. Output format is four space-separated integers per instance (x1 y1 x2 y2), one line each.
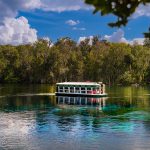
56 82 103 87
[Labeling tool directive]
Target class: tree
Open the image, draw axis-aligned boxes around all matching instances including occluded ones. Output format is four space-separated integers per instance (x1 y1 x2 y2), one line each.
67 51 84 81
78 37 92 57
16 45 33 82
144 28 150 47
131 45 150 83
144 27 150 39
144 38 150 48
0 37 150 84
0 45 20 82
0 47 8 81
54 37 77 82
101 43 131 85
31 39 51 83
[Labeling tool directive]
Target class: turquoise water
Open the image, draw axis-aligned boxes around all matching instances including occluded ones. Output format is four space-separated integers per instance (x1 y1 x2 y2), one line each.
0 85 150 150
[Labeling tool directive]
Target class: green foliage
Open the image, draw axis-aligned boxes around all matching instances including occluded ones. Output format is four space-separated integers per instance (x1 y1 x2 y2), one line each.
144 28 150 48
101 43 131 85
0 38 150 85
84 0 150 38
119 71 134 85
144 38 150 48
85 0 149 27
131 45 150 83
144 27 150 39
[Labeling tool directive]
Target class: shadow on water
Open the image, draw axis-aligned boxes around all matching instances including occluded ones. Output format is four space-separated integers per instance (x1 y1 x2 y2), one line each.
1 85 150 150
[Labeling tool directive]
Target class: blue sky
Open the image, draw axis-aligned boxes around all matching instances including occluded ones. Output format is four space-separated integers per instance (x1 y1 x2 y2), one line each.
19 9 150 42
0 0 150 45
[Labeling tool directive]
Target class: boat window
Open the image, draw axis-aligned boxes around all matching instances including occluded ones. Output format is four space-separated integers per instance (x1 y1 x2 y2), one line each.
75 87 80 93
81 87 85 90
65 87 68 90
70 87 74 93
75 87 80 90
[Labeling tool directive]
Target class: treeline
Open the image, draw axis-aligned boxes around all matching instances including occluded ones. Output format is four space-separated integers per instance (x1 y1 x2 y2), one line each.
0 37 150 85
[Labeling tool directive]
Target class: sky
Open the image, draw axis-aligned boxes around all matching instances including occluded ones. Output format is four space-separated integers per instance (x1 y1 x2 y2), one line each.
0 0 150 45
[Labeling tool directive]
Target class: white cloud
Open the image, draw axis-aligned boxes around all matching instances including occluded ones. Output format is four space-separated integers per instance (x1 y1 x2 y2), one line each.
129 38 145 45
23 0 41 9
66 20 80 26
0 0 92 23
0 0 149 24
0 16 37 45
0 0 41 24
104 29 144 45
78 36 93 45
73 27 86 31
104 29 128 43
79 30 144 45
40 0 92 12
132 4 150 18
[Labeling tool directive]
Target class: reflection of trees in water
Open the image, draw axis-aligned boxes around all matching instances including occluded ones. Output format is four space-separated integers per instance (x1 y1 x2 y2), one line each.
103 99 134 116
0 95 56 111
0 84 54 96
107 86 150 109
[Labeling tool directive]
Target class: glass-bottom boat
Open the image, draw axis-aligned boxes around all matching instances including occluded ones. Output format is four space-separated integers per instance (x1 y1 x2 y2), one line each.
55 82 107 97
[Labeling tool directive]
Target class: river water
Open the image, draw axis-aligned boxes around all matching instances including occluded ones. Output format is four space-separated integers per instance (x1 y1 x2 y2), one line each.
0 84 150 150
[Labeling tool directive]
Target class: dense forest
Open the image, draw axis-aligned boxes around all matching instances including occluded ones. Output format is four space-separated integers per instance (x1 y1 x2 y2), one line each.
0 37 150 85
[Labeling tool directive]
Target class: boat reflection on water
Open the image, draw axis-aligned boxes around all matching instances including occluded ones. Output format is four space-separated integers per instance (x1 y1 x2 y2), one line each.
56 96 107 109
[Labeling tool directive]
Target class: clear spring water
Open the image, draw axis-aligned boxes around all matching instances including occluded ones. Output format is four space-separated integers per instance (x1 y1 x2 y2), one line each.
0 84 150 150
